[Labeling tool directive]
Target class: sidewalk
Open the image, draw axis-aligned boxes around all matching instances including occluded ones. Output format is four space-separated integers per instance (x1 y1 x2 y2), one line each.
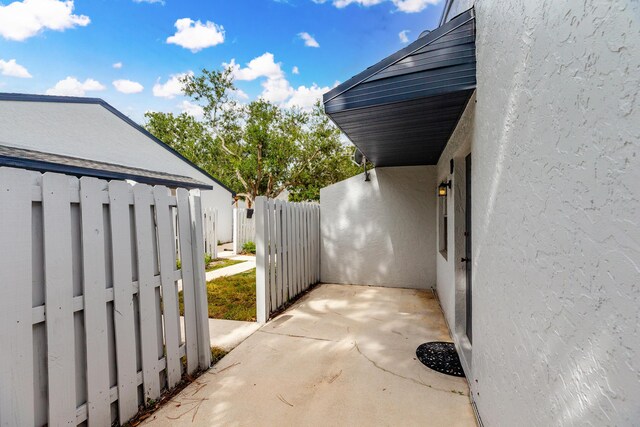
205 259 255 281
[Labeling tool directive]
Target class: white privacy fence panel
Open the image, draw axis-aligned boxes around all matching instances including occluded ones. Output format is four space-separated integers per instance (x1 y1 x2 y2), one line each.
255 197 320 323
0 167 211 427
203 207 218 259
233 208 255 253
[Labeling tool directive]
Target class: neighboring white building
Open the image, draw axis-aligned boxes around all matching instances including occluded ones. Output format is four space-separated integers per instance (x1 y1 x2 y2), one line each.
0 93 234 243
321 1 639 425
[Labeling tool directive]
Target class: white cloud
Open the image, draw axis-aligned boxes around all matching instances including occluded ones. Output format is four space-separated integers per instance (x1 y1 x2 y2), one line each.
399 29 410 43
233 88 249 100
113 79 144 94
133 0 164 4
46 76 105 96
261 77 294 103
224 52 284 81
0 58 32 78
153 72 191 98
0 0 90 41
179 100 204 119
298 32 319 48
317 0 441 13
285 83 331 110
224 52 333 110
392 0 440 13
333 0 384 8
292 66 299 75
166 18 225 52
225 53 293 103
112 62 123 69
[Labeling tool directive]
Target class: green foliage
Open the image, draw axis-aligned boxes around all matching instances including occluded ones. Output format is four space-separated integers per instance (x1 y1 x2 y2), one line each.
144 67 361 203
204 253 213 266
242 241 256 254
176 258 181 270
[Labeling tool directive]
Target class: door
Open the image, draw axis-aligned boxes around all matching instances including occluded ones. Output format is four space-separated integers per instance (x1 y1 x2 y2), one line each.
465 154 472 344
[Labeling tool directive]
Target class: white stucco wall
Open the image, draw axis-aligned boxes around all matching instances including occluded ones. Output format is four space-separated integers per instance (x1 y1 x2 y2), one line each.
320 166 437 289
435 93 475 339
462 1 640 425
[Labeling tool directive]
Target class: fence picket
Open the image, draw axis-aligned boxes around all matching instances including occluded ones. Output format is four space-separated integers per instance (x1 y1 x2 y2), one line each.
274 201 283 308
80 177 111 424
109 181 139 424
0 168 212 426
154 186 182 388
284 203 293 301
255 197 268 323
267 200 276 312
176 189 198 374
0 168 34 427
133 184 162 402
189 193 212 369
42 173 77 426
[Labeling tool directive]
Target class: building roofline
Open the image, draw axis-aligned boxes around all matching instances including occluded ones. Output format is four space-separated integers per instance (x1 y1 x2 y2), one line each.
322 10 474 105
0 92 236 196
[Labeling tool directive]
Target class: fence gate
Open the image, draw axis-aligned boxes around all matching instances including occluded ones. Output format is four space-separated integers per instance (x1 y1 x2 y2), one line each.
255 196 320 323
0 167 211 427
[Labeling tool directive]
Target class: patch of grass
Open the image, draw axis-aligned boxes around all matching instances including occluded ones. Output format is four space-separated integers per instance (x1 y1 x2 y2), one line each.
205 258 244 272
179 269 256 321
241 241 256 254
211 346 228 365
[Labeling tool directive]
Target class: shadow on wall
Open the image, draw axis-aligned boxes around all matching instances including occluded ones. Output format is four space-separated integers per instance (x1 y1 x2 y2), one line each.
320 166 437 289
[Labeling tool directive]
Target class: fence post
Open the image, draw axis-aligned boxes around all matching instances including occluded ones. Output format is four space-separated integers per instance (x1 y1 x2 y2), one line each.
255 197 269 323
189 191 212 369
232 207 238 254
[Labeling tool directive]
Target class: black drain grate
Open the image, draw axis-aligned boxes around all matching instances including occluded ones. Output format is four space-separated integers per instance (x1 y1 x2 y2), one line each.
416 342 465 377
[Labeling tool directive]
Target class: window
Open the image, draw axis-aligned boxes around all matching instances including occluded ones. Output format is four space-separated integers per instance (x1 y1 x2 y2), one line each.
439 192 448 258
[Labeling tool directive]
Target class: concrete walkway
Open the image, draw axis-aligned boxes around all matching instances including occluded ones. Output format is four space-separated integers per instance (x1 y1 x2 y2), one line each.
205 259 256 281
145 284 476 427
208 318 261 351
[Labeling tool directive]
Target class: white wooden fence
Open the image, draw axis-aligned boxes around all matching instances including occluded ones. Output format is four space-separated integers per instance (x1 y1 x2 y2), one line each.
255 197 320 323
203 207 218 259
233 208 255 254
0 167 211 427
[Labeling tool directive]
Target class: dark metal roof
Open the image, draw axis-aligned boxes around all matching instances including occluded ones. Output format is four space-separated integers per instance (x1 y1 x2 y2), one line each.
323 9 476 167
0 92 235 195
0 144 212 189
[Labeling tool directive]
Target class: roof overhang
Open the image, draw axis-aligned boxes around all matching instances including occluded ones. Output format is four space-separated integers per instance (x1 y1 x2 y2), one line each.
0 145 213 190
323 9 476 167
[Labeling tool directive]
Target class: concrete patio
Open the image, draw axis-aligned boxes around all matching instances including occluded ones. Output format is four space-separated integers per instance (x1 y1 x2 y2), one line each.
145 284 475 426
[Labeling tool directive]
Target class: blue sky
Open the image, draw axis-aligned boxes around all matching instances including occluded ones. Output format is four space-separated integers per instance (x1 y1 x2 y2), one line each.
0 0 445 123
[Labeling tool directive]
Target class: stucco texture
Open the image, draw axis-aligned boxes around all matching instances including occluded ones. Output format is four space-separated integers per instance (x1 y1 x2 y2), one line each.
320 166 437 289
469 0 640 425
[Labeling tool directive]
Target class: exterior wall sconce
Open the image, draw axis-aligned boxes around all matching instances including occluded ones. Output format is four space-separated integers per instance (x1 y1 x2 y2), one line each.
438 181 451 197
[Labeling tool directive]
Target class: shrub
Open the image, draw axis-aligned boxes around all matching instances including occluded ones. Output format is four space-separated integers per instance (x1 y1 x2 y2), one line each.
176 258 181 270
242 241 256 254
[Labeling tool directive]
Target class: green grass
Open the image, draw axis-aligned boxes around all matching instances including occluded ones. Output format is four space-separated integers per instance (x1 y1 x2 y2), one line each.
179 268 256 322
206 258 244 272
210 346 228 365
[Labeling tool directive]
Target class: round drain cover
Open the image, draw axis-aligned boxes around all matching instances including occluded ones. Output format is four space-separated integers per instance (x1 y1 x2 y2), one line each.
416 342 465 377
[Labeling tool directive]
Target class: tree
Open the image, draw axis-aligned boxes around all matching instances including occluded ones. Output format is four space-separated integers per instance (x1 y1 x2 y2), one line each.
144 67 361 205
